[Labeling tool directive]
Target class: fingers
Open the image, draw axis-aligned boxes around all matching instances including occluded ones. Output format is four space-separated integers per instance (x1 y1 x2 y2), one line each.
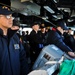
68 52 75 58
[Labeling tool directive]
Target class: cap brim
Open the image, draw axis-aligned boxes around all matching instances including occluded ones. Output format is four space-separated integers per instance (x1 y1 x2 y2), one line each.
31 23 40 27
0 9 13 15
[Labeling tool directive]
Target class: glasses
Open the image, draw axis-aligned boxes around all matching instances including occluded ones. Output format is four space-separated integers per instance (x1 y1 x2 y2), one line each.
0 15 15 20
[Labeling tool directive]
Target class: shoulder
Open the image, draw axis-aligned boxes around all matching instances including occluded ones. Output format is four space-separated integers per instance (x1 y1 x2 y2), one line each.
48 30 58 36
12 33 20 42
48 30 61 40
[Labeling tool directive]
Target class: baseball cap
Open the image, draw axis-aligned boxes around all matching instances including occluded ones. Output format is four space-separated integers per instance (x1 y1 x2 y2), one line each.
31 22 40 27
57 19 68 30
0 6 13 15
40 23 45 28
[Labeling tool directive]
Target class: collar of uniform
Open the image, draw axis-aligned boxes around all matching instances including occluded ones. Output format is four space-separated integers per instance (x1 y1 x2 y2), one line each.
7 28 18 39
0 28 3 36
0 28 18 38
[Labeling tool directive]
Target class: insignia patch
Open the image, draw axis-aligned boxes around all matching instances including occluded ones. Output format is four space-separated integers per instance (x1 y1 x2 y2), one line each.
14 44 20 50
2 6 10 11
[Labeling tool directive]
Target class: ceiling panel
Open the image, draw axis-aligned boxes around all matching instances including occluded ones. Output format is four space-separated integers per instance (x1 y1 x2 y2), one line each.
11 0 40 16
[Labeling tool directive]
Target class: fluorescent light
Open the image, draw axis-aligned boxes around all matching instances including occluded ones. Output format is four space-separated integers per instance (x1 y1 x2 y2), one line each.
52 15 57 18
21 0 30 2
68 19 74 22
42 16 48 20
44 6 55 13
53 0 57 3
44 19 50 22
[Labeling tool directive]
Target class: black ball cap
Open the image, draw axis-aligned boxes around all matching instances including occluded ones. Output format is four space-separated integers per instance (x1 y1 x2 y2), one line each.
0 5 13 15
57 19 68 30
31 22 41 27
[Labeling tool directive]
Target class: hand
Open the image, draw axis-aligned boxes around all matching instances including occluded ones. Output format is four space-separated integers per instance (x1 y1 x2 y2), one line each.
68 52 75 58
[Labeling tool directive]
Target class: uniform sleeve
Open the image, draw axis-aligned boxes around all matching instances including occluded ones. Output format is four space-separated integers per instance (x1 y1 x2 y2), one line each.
19 40 30 75
47 31 73 52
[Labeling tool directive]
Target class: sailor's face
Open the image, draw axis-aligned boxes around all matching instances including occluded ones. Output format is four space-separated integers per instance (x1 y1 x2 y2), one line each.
0 14 14 29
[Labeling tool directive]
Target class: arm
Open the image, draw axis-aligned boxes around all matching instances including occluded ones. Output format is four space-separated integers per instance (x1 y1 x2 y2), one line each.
19 42 29 75
47 30 75 58
47 31 72 52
